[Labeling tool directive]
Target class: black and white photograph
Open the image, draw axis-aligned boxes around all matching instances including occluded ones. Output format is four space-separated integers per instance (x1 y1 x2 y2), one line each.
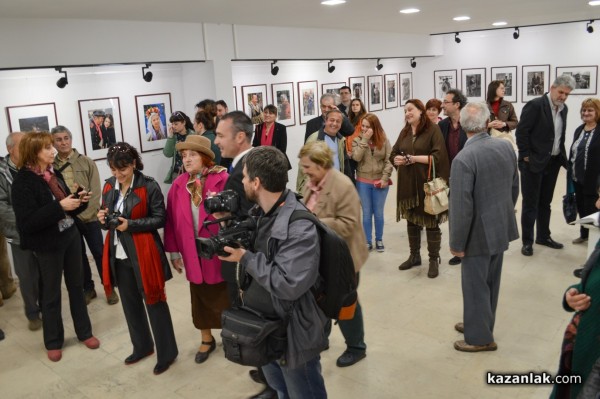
367 75 383 112
461 68 486 102
399 72 413 104
384 74 399 109
349 76 366 105
434 70 457 99
522 65 550 102
556 66 598 95
491 66 517 102
5 102 57 133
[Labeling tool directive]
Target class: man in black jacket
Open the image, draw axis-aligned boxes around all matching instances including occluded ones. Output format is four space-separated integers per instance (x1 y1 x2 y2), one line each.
304 93 354 142
516 74 576 257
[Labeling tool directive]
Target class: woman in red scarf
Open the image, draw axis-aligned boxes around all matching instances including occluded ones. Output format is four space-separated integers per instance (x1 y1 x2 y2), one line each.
98 142 178 375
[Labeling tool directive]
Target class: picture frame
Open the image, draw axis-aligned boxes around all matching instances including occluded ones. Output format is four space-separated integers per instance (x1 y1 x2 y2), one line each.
297 80 319 125
78 97 123 160
384 74 399 109
271 82 296 127
522 65 550 103
349 76 366 105
5 102 57 133
242 84 268 124
232 86 238 110
134 93 172 153
399 72 413 105
434 69 458 99
321 82 345 105
367 75 384 112
556 66 598 95
461 68 486 102
491 66 517 103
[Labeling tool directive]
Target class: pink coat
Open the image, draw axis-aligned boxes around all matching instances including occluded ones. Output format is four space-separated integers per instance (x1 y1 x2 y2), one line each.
164 170 228 284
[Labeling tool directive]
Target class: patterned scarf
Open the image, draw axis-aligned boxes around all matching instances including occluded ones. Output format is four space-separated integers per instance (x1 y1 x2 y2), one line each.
28 164 66 200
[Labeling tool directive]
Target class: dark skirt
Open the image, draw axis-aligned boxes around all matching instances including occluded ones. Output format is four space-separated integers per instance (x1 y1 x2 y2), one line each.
190 281 230 330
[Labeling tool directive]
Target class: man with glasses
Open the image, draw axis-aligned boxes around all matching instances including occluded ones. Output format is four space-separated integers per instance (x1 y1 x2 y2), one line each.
304 93 354 142
338 85 352 116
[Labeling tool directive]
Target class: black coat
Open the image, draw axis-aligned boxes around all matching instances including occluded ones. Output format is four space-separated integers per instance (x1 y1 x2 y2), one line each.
304 114 355 142
253 123 292 170
568 124 600 195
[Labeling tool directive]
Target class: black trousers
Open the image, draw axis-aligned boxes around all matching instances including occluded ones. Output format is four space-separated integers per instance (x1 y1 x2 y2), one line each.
574 181 598 239
115 258 178 364
519 157 562 245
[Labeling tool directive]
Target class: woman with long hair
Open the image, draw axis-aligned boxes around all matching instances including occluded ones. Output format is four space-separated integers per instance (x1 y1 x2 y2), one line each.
104 113 117 146
163 111 196 183
346 98 368 181
486 80 518 134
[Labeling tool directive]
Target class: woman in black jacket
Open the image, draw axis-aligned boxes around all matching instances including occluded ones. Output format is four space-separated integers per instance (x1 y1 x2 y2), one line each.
12 132 99 362
253 105 291 169
98 142 178 375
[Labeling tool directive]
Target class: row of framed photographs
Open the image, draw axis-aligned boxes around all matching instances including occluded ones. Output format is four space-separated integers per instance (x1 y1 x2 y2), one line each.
237 73 413 127
434 65 598 103
5 93 174 160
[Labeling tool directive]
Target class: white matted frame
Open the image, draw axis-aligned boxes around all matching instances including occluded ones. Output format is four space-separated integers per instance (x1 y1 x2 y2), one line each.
321 82 345 105
135 93 172 153
522 65 550 103
242 84 268 123
491 66 517 103
399 72 413 105
78 97 123 160
5 102 57 133
297 80 319 125
349 76 366 105
384 74 399 109
461 68 486 102
367 75 384 112
433 69 457 99
271 82 296 127
556 66 598 95
232 87 238 110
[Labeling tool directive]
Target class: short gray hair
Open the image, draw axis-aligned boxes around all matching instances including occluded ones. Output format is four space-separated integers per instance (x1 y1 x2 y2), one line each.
320 93 336 104
552 74 577 90
50 125 72 138
460 102 490 134
6 132 24 149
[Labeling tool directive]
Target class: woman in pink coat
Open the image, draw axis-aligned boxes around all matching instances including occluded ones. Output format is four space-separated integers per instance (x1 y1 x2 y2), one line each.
164 135 230 364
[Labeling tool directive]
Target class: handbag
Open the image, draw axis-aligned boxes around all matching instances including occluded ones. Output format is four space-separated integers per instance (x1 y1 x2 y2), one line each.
423 155 449 215
563 169 577 224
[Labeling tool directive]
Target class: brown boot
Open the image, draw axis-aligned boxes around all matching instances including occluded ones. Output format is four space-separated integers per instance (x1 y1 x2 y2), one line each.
399 225 422 270
426 229 441 278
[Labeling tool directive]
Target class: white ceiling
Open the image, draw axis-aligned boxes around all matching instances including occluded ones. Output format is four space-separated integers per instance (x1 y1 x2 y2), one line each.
0 0 598 35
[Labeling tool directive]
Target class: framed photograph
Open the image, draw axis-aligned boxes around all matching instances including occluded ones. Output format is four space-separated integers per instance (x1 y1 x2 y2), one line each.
522 65 550 102
135 93 172 153
271 82 296 127
297 80 319 125
384 74 399 109
461 68 486 102
349 76 366 105
434 70 458 99
556 66 598 95
78 97 123 160
5 102 57 133
321 82 345 105
399 72 413 105
491 66 517 103
367 75 384 112
242 84 268 124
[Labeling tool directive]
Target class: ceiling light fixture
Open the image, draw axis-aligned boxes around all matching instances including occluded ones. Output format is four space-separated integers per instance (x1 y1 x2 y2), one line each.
492 21 507 26
327 60 336 73
587 20 595 33
410 57 417 68
55 67 68 89
589 1 600 5
321 0 346 5
513 27 520 39
454 32 461 43
271 60 279 76
453 16 470 21
399 8 420 14
375 58 383 71
142 63 153 82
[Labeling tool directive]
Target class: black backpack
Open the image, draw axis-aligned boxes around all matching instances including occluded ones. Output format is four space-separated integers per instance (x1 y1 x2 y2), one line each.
289 209 358 320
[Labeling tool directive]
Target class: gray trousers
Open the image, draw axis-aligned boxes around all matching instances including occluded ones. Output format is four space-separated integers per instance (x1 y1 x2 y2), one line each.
9 242 41 320
461 253 503 346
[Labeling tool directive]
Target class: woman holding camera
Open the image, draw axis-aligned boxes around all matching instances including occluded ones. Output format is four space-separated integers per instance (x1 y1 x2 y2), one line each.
164 135 230 364
98 142 178 375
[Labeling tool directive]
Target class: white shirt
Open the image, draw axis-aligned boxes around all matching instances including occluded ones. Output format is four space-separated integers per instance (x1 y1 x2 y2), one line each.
114 175 135 260
546 94 564 156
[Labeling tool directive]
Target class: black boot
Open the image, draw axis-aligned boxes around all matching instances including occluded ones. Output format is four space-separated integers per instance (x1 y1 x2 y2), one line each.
399 225 422 270
426 229 441 278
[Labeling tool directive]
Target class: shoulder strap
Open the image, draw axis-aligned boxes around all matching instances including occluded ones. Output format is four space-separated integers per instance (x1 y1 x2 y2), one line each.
57 161 71 173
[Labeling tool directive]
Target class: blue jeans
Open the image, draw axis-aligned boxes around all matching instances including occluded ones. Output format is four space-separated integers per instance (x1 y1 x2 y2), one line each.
356 181 389 243
262 356 327 399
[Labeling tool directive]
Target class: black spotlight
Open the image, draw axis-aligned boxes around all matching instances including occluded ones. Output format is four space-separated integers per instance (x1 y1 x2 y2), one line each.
55 67 68 89
375 58 383 71
410 57 417 68
587 20 594 33
455 32 461 43
513 27 520 39
271 60 279 76
142 63 153 82
327 60 336 73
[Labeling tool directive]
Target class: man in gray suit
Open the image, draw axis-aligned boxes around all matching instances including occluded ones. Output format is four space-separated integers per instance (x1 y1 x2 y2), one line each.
449 102 519 352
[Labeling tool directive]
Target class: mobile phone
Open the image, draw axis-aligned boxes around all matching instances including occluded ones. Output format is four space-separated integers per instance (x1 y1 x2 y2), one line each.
75 185 86 198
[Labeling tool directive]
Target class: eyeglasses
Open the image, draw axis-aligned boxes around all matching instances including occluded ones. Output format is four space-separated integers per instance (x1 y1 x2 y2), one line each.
442 100 455 105
107 144 130 155
171 111 185 121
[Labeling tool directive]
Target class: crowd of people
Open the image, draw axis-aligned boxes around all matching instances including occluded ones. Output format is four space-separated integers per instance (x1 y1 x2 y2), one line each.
1 77 600 397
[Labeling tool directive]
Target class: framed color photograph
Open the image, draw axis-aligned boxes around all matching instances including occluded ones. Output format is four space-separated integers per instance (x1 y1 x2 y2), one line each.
556 66 598 95
434 70 458 99
321 82 345 105
399 72 413 105
384 74 399 109
5 102 57 133
271 82 296 127
298 80 318 125
491 66 517 103
367 75 384 112
242 84 268 124
78 97 123 160
522 65 550 102
349 76 366 105
461 68 486 102
135 93 172 153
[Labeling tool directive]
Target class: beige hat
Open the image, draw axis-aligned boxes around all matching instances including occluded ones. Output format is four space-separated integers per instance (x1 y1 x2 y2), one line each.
175 135 215 160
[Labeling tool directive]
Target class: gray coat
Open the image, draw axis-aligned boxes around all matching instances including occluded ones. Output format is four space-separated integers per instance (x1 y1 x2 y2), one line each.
0 156 19 243
449 133 519 256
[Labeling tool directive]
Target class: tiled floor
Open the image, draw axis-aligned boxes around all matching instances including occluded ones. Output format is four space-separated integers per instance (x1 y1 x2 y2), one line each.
0 169 587 398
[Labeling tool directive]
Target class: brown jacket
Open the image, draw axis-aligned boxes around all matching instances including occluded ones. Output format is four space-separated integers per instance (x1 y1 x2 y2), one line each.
351 133 393 182
487 99 518 132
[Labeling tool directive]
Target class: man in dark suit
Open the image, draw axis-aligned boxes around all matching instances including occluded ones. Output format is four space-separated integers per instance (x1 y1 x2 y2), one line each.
450 102 519 352
516 75 576 257
338 85 352 115
304 93 354 142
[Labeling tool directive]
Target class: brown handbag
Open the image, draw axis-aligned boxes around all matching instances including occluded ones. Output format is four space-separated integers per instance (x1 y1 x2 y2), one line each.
423 155 449 215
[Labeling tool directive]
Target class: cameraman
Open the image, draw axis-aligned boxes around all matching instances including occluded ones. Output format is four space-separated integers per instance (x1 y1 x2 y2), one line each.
219 146 328 398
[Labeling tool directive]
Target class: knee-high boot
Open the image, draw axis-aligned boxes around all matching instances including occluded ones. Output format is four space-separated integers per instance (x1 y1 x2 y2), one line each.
399 225 422 270
426 229 441 278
